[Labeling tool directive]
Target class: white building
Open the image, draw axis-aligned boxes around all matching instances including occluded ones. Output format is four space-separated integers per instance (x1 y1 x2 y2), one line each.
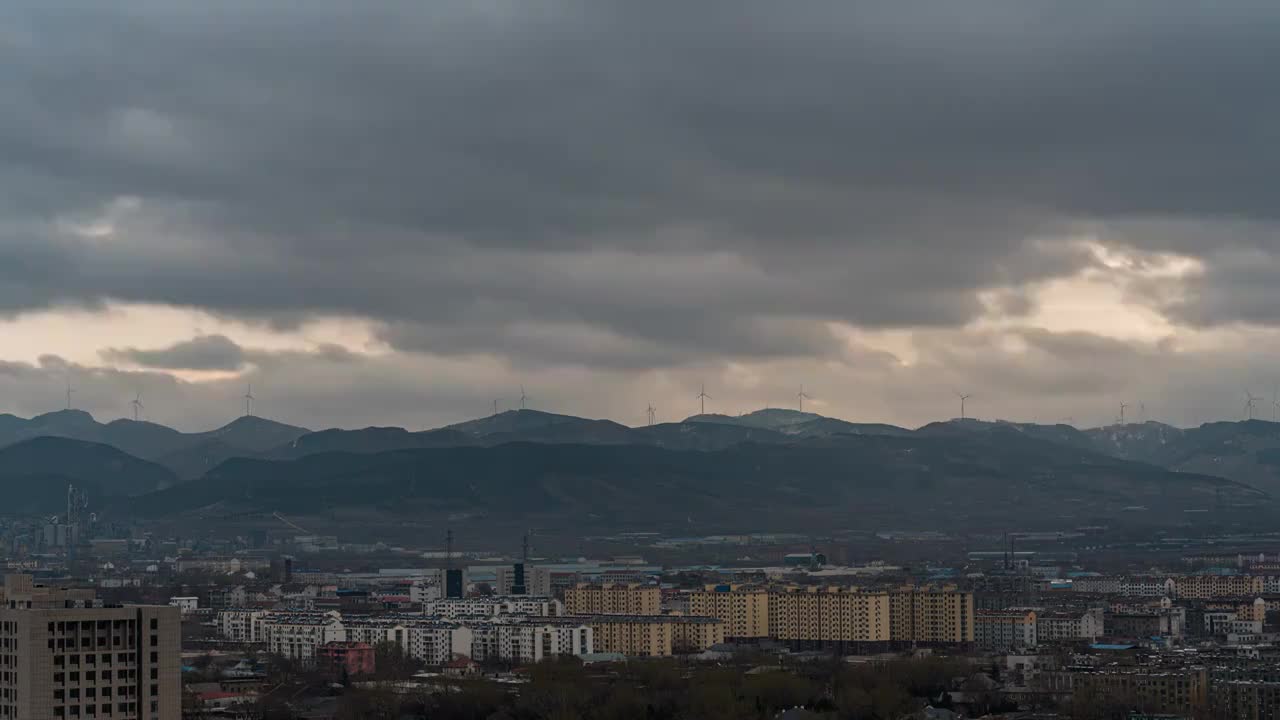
217 609 270 644
1035 608 1105 643
169 596 200 615
265 611 346 661
343 617 473 665
424 596 563 618
466 618 593 663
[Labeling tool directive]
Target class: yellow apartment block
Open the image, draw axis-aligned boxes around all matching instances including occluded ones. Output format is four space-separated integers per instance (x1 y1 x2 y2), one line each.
564 583 660 616
1173 575 1264 600
688 585 771 639
889 586 974 644
768 586 891 645
584 615 723 656
671 616 727 653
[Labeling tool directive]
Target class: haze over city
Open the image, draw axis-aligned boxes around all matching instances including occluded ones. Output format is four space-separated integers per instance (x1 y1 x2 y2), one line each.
6 3 1280 431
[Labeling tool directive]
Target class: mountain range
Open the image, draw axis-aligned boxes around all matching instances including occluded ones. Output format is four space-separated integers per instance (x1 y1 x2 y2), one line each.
4 407 1280 528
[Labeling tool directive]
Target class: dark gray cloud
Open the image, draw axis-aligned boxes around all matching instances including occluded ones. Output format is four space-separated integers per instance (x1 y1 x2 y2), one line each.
3 0 1280 389
101 334 245 371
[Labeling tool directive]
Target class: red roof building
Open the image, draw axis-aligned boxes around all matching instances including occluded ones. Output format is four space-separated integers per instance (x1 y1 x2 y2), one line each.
318 641 376 676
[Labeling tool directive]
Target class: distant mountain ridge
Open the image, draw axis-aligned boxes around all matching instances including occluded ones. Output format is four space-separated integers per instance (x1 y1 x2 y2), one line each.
0 437 178 514
134 429 1268 532
0 410 309 479
12 406 1280 497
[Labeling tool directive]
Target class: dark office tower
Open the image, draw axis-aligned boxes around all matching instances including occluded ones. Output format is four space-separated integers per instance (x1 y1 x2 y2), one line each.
511 563 527 596
445 568 464 599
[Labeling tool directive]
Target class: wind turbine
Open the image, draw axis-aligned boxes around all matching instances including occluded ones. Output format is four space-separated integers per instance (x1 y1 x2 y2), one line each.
646 404 656 426
243 384 254 417
1118 402 1129 425
492 399 500 416
798 385 813 413
1245 390 1260 421
65 379 74 411
697 383 712 415
954 391 972 420
131 392 144 422
519 386 528 411
1273 384 1280 422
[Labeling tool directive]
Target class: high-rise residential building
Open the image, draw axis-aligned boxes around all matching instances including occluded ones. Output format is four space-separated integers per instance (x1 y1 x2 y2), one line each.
0 574 181 720
564 584 660 616
974 609 1037 650
495 566 553 597
688 585 770 639
584 616 723 657
768 587 891 650
889 586 975 644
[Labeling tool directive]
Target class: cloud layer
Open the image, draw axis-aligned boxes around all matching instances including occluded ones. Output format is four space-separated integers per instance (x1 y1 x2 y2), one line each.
3 2 1280 430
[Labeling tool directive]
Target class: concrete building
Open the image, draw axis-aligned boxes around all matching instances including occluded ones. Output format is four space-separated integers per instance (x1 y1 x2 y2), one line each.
423 596 562 618
216 609 269 644
975 609 1037 651
0 574 181 720
768 587 891 650
341 618 472 666
889 586 975 644
317 641 375 676
466 618 593 663
1071 668 1208 716
688 585 770 639
565 583 660 616
265 612 346 662
1035 608 1104 644
496 566 553 597
585 615 724 657
166 597 198 616
1174 575 1265 600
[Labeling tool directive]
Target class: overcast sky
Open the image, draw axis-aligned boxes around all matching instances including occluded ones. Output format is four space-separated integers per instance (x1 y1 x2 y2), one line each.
4 2 1280 432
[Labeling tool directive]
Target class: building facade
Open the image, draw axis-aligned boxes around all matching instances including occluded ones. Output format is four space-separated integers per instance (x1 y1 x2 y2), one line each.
688 585 770 639
565 584 660 616
0 574 181 720
975 609 1037 651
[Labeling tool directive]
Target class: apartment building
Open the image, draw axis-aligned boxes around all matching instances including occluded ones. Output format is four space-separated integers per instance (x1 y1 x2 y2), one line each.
423 596 562 618
467 619 593 663
671 617 727 653
0 574 181 720
565 584 660 616
1071 669 1209 716
1175 575 1265 600
1070 576 1174 597
495 566 553 597
585 615 724 657
975 609 1037 651
768 587 891 650
1213 680 1280 720
889 586 975 644
341 618 472 666
264 612 346 662
1035 608 1104 644
216 609 269 645
688 585 770 639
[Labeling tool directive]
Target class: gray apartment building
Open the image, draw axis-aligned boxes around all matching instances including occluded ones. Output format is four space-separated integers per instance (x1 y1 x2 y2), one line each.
0 575 180 720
